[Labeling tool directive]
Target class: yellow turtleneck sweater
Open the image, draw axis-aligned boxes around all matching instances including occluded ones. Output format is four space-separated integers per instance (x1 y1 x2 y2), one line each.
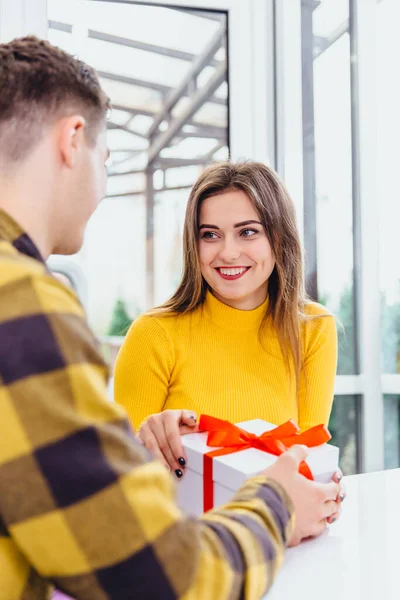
114 292 337 432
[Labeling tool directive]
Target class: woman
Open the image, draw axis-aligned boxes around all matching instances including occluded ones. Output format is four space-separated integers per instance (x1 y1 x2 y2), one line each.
115 161 338 478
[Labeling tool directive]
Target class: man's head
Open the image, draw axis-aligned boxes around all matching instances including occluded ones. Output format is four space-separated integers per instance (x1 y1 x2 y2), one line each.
0 36 110 255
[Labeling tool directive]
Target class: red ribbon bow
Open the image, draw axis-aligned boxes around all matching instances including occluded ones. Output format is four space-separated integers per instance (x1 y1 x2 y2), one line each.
199 414 331 512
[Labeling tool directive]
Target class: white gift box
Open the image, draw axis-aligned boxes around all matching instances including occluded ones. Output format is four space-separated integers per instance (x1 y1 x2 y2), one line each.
177 419 339 517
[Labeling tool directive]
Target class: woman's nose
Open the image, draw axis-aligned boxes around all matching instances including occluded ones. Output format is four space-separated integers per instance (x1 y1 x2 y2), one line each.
217 236 241 261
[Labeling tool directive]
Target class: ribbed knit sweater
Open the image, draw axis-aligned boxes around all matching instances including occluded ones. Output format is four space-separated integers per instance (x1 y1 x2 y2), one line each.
115 291 337 431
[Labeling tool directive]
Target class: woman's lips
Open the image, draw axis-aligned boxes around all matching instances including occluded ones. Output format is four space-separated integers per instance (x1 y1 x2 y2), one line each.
215 267 250 281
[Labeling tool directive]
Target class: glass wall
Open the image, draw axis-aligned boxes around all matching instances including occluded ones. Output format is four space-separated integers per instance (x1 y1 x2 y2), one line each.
300 0 355 374
384 395 400 469
47 0 229 341
377 0 400 468
377 0 400 376
299 0 359 472
31 0 397 472
328 394 360 475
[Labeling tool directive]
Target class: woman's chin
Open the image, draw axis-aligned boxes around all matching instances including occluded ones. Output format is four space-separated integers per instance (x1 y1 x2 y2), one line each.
212 288 247 302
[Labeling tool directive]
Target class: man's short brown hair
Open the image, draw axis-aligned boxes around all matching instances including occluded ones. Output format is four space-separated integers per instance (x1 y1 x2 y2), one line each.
0 36 110 163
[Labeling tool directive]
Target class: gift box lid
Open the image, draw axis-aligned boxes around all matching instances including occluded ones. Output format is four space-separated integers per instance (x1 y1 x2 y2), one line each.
181 419 339 490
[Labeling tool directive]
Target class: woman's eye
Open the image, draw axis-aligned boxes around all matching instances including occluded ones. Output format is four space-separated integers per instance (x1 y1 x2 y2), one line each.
241 228 258 237
201 231 218 239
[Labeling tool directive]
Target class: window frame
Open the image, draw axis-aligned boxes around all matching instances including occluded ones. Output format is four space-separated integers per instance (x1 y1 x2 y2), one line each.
274 0 385 473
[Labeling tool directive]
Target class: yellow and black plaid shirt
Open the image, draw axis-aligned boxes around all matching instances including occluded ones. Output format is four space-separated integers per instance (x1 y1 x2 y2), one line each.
0 209 294 600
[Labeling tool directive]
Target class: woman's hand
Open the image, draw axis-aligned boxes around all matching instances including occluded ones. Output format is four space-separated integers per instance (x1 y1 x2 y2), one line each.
138 409 198 476
326 469 346 524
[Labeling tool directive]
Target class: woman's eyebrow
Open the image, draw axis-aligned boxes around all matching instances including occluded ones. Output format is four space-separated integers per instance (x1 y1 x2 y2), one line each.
199 224 220 230
233 220 262 228
199 220 262 230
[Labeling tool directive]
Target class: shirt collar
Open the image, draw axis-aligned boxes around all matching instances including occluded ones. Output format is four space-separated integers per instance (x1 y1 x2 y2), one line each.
0 209 45 264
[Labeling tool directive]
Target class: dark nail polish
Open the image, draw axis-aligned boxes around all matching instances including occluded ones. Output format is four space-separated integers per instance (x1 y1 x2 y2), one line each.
330 517 336 523
175 469 183 478
336 473 342 482
178 457 186 467
339 493 345 502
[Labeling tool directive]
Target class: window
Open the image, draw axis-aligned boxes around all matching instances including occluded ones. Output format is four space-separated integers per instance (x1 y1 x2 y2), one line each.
11 0 397 473
377 0 400 465
298 0 359 472
47 0 229 340
47 256 88 308
301 0 355 375
377 0 400 376
329 394 360 474
384 395 400 469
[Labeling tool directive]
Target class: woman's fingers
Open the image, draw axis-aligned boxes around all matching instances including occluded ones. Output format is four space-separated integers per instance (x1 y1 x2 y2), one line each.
148 413 183 472
321 499 338 520
332 470 346 502
180 410 198 427
162 411 189 473
179 424 199 435
139 410 195 475
332 470 343 483
316 480 341 502
324 471 345 524
179 411 199 436
327 480 346 524
139 427 170 469
337 482 346 503
310 518 328 538
327 506 342 524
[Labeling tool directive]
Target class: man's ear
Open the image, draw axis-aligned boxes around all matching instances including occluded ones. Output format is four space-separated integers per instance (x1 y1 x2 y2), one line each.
58 115 86 168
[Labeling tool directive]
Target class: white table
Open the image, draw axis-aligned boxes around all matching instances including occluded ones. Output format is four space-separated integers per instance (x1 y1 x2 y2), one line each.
265 469 400 599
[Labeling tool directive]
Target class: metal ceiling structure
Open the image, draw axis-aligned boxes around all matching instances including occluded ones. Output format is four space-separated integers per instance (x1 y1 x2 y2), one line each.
48 10 228 178
48 3 229 305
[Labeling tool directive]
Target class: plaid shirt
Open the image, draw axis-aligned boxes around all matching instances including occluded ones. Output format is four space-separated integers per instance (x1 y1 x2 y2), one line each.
0 209 294 600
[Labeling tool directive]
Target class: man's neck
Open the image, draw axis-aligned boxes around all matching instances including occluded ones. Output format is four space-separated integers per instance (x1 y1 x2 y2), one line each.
0 179 52 260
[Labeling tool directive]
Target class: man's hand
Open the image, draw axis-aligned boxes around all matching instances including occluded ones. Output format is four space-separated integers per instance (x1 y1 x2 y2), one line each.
263 445 342 546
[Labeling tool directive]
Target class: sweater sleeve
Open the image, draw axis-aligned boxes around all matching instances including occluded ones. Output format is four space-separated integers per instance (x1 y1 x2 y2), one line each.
297 304 338 431
114 314 175 430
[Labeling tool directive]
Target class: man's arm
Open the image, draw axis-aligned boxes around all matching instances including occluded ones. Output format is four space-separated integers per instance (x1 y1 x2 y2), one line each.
0 271 293 600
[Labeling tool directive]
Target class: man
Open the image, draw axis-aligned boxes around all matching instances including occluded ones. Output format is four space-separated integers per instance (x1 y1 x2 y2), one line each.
0 37 342 600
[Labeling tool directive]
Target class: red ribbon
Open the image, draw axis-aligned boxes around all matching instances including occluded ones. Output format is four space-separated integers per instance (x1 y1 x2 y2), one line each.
199 415 331 512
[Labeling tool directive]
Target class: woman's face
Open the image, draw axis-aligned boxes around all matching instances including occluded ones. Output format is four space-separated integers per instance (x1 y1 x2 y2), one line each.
198 188 276 310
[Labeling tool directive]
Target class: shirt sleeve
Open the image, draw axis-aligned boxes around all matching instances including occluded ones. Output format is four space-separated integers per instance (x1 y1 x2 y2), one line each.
0 271 294 600
298 304 338 431
114 314 174 430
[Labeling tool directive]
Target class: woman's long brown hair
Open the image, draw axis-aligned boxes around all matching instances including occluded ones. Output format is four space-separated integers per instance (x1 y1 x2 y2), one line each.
149 161 317 388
